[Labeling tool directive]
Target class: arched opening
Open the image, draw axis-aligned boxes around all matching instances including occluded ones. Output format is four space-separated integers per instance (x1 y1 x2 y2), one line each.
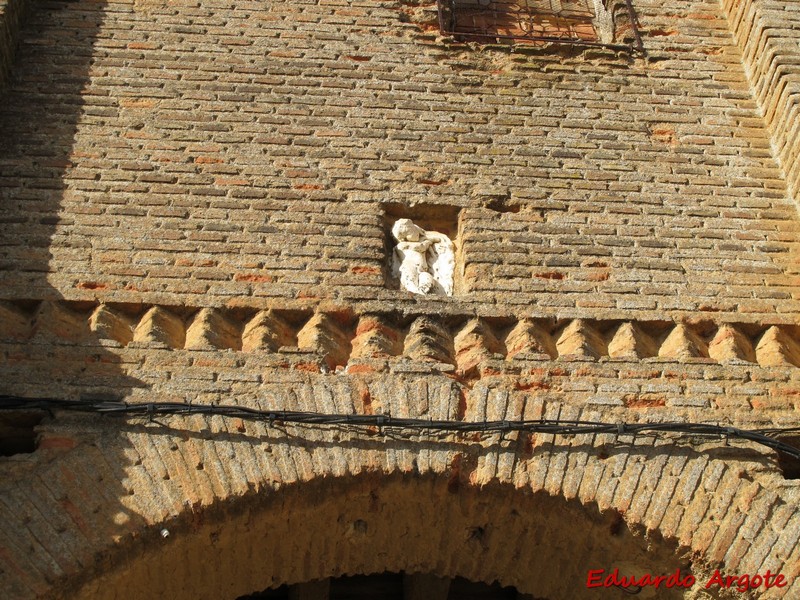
239 572 527 600
73 473 691 600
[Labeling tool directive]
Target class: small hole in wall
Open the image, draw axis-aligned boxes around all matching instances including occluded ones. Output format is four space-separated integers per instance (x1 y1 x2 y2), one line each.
777 436 800 480
382 203 463 297
0 412 44 457
485 197 521 214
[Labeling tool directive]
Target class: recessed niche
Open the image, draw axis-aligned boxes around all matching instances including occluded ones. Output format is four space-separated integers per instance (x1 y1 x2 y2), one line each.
777 436 800 480
382 203 463 297
0 412 43 457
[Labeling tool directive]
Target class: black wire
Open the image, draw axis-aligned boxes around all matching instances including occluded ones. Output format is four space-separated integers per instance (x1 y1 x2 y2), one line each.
1 395 799 461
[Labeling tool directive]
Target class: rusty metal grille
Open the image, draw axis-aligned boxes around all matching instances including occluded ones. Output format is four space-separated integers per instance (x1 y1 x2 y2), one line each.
437 0 643 51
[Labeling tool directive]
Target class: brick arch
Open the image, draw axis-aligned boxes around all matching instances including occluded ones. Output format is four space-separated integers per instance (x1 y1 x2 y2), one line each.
30 404 793 600
3 387 797 599
71 472 690 600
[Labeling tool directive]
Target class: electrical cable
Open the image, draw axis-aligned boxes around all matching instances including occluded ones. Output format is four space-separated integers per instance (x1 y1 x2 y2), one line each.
1 395 799 461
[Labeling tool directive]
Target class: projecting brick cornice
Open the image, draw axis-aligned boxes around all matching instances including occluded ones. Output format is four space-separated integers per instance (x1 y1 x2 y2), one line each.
723 0 800 205
2 300 800 375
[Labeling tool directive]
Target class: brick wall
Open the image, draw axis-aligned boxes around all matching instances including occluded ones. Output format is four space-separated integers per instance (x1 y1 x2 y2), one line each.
0 0 27 92
2 0 800 598
2 301 800 416
1 0 799 320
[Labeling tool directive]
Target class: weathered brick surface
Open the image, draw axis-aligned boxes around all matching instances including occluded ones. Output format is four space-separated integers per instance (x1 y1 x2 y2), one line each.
0 0 28 92
7 335 800 424
0 378 798 598
723 0 800 206
0 0 800 598
6 300 800 373
0 0 799 319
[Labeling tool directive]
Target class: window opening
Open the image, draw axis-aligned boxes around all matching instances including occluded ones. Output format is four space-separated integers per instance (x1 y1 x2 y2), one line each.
436 0 643 52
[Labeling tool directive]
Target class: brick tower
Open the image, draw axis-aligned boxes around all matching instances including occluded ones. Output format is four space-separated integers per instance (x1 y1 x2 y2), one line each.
1 0 799 598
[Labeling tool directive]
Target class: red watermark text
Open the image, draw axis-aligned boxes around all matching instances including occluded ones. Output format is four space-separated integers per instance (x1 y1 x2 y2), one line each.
586 568 787 593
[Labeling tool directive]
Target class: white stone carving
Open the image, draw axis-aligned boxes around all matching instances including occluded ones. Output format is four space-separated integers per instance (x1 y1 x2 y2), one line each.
592 0 615 44
391 218 455 296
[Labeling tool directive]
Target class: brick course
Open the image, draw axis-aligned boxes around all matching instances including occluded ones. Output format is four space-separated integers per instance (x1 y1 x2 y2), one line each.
1 0 800 318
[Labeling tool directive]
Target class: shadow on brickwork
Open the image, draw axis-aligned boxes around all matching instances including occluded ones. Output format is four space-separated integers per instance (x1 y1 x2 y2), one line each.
0 1 148 598
0 0 148 392
66 414 785 598
69 467 694 600
0 0 148 388
0 2 788 598
0 0 104 296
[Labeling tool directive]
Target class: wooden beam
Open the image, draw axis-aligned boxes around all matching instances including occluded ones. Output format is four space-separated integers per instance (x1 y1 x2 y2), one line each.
288 579 330 600
403 573 451 600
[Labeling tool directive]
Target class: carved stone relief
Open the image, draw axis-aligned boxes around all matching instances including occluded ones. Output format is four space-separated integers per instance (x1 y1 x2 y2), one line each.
391 219 455 296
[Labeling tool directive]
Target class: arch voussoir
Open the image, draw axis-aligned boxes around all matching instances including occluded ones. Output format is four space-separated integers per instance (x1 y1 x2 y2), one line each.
1 380 797 599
